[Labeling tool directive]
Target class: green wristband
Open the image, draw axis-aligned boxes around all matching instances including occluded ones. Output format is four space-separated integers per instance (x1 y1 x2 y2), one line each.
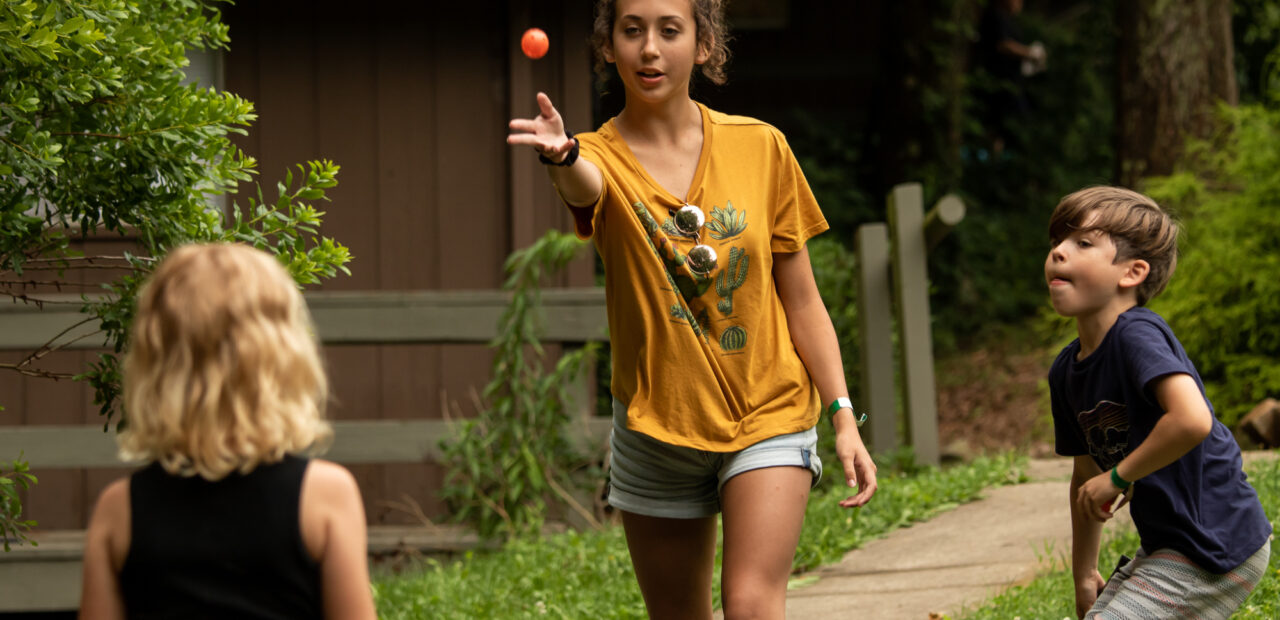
1110 466 1131 490
826 397 867 428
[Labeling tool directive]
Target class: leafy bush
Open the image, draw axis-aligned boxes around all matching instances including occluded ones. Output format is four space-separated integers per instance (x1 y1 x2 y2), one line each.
1146 101 1280 426
439 231 602 540
0 456 36 551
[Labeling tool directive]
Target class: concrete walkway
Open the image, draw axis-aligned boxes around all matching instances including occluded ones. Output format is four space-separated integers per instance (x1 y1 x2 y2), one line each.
782 457 1108 619
776 451 1276 619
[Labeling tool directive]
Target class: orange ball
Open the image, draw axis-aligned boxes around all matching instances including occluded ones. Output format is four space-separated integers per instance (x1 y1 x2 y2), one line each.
521 27 549 60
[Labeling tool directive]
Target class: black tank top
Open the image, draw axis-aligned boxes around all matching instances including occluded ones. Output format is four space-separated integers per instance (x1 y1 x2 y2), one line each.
118 455 323 619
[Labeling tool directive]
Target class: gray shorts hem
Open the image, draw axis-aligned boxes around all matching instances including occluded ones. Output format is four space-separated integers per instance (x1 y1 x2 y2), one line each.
606 487 720 519
719 449 823 494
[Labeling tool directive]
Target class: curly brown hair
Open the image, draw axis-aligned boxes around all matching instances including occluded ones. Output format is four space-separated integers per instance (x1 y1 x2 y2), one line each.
590 0 731 87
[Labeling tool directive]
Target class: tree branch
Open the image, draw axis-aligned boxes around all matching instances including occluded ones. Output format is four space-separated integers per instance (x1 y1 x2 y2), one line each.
0 363 75 380
2 292 89 306
20 255 154 265
4 264 140 271
24 255 129 263
0 135 38 159
52 120 224 141
0 279 98 287
543 469 603 530
16 316 99 369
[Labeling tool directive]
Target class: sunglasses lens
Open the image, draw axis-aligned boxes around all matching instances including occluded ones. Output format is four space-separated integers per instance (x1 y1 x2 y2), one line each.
687 245 717 275
674 205 705 237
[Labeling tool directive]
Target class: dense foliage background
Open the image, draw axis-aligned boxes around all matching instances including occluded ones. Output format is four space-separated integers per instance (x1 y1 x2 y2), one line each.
1147 98 1280 426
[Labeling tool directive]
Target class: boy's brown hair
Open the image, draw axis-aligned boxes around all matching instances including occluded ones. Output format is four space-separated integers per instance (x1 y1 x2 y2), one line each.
590 0 731 86
1049 186 1179 306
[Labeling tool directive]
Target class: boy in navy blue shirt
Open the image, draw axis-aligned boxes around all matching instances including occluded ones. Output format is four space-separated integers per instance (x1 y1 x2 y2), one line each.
1045 186 1271 619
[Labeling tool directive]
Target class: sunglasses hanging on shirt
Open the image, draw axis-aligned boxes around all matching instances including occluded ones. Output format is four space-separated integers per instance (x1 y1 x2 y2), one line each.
673 204 718 275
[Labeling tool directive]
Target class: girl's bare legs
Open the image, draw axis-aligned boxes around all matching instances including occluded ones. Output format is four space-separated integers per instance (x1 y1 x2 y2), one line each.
720 466 812 619
621 511 718 619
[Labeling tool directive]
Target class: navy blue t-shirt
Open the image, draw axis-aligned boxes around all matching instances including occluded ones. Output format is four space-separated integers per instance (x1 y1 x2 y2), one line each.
1050 307 1270 573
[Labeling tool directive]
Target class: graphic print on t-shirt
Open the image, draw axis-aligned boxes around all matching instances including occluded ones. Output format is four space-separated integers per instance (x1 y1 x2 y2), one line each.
631 200 755 352
707 201 747 240
632 202 712 340
715 246 748 314
1078 400 1129 470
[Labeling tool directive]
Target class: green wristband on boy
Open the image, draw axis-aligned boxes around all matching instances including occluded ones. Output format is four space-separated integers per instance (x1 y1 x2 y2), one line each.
1111 466 1132 490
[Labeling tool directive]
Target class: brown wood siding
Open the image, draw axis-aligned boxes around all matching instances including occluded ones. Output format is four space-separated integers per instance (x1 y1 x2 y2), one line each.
218 0 596 524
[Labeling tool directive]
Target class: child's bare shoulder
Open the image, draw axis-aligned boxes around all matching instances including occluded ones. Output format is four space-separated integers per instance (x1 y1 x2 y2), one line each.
303 458 360 498
91 477 130 520
86 476 132 570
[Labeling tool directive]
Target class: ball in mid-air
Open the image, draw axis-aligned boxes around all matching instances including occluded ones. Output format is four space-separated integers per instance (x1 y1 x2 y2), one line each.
521 28 549 59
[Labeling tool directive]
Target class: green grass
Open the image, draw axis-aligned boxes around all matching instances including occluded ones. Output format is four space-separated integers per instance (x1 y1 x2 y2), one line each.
960 452 1280 620
372 453 1026 619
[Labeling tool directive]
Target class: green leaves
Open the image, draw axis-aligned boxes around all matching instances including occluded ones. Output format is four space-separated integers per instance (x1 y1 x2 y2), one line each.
0 455 38 551
1148 102 1280 426
439 231 596 541
226 160 351 285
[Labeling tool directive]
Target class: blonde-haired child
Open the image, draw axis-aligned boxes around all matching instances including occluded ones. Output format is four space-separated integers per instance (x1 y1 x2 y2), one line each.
79 243 376 620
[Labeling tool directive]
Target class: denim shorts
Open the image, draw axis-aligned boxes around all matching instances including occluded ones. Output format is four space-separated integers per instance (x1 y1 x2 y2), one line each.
607 400 823 519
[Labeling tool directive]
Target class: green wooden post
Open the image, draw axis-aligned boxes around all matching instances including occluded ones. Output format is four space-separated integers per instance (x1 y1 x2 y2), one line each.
855 223 897 454
888 183 941 466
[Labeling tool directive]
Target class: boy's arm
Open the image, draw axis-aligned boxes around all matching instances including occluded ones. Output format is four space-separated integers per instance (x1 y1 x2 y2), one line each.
507 92 603 207
1070 456 1106 619
1076 373 1213 521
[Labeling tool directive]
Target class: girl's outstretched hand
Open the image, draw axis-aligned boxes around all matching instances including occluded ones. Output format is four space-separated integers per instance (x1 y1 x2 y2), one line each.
835 421 878 508
507 91 576 162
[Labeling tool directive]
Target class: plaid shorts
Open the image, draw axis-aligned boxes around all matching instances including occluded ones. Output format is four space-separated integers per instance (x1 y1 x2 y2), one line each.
1086 539 1271 620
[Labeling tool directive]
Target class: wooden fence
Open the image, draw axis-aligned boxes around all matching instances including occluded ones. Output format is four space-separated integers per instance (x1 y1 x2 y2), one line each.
856 182 965 466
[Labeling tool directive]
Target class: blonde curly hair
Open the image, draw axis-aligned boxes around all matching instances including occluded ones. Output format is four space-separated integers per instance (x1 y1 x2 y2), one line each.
118 243 332 480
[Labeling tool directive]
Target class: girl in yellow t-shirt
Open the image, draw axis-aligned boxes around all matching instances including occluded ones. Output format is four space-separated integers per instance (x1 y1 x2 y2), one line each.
508 1 878 616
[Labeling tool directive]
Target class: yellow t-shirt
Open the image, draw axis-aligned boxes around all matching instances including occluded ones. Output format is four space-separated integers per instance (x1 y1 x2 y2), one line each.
569 103 829 451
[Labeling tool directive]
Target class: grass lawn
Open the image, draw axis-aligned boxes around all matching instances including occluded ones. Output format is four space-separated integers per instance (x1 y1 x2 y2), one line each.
959 451 1280 620
372 453 1026 619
